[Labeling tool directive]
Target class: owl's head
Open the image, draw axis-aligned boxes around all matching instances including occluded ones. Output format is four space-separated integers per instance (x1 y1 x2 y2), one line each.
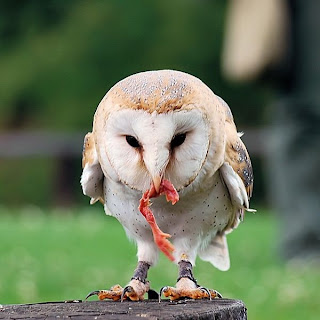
93 70 227 192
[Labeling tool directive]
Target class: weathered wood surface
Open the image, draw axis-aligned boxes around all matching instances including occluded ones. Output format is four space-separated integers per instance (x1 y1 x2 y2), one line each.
0 299 247 319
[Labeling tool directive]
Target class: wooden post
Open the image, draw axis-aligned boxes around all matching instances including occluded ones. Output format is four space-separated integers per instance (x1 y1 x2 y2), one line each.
0 299 247 319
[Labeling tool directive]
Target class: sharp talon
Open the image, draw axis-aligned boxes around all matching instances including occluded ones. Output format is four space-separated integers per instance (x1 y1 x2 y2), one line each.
199 287 212 300
85 290 100 300
214 290 223 298
159 286 168 303
121 286 132 302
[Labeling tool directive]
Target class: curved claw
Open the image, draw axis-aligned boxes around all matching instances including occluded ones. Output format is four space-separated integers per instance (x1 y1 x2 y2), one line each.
121 285 133 302
85 290 100 300
199 287 212 300
214 290 223 298
198 287 223 299
158 286 168 303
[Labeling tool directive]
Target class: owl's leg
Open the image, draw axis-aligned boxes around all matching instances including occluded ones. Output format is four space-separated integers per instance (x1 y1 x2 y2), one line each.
159 260 222 301
85 261 157 301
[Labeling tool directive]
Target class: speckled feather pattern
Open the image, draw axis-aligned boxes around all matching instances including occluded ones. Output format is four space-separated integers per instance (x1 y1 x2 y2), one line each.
99 70 205 113
103 171 233 265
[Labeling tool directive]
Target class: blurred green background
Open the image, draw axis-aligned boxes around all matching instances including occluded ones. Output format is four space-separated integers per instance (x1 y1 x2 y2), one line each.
0 0 270 207
0 1 319 319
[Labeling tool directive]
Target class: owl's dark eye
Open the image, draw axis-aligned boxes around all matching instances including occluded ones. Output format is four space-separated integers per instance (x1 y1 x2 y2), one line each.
126 135 140 148
171 133 186 149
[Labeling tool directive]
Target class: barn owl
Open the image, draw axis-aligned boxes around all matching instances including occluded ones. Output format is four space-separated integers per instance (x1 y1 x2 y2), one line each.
82 70 254 301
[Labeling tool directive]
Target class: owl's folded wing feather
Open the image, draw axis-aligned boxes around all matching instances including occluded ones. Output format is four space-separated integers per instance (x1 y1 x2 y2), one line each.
220 116 255 230
224 133 253 201
81 132 105 204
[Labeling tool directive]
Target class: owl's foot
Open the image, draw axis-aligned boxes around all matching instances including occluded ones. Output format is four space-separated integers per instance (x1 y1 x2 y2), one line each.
86 280 152 301
159 277 222 301
85 261 157 301
159 259 222 301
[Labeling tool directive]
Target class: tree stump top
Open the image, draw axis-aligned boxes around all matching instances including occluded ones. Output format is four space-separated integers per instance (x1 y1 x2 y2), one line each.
0 299 247 319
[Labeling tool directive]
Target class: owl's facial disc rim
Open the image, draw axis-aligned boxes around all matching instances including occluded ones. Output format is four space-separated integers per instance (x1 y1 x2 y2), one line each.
101 108 210 194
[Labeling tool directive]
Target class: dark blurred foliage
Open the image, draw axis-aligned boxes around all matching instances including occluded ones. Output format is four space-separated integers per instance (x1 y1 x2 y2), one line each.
0 0 271 207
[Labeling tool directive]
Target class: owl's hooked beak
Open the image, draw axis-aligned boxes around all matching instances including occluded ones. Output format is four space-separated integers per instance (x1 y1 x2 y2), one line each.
143 147 170 194
152 174 162 194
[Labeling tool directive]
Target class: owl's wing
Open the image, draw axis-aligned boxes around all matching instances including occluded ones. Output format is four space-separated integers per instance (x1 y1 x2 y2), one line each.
200 113 255 271
80 132 104 205
220 115 255 229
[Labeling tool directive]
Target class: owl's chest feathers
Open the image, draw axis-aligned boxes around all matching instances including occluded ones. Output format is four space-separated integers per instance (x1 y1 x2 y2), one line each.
104 173 233 241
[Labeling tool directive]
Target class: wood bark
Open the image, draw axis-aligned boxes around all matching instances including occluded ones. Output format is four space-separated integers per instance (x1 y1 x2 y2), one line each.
0 299 247 319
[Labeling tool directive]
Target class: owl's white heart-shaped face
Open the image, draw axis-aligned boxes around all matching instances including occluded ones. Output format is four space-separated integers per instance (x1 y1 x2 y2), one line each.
97 108 210 192
92 70 227 193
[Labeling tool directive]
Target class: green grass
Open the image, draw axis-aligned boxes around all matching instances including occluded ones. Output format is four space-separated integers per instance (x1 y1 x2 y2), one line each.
0 207 319 319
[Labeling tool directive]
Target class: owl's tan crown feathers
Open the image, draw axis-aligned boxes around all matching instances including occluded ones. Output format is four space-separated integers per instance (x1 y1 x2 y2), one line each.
96 70 218 116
